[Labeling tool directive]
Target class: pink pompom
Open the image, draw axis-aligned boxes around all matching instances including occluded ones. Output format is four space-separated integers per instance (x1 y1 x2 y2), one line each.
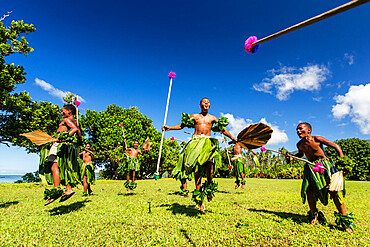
74 100 81 106
171 136 175 140
168 71 176 79
229 165 233 169
319 168 325 173
119 124 123 127
260 146 266 152
312 167 320 172
244 36 259 54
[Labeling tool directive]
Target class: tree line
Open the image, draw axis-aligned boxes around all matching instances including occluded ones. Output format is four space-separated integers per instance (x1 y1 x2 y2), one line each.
2 18 369 182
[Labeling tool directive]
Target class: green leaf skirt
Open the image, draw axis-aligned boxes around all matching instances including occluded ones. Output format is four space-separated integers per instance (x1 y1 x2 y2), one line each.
118 156 140 175
172 135 221 178
301 159 345 206
39 143 81 187
232 156 245 180
80 161 95 186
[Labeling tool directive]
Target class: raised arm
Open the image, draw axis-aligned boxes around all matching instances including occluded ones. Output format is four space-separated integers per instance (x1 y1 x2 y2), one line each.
221 129 237 142
316 136 344 157
162 123 185 131
286 144 304 163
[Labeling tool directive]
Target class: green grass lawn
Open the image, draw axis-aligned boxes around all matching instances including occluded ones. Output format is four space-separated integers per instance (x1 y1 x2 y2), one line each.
0 178 369 246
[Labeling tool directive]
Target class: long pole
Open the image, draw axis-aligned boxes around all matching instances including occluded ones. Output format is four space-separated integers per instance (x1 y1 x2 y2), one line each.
119 125 128 150
265 148 315 166
253 0 369 46
76 95 79 126
156 77 173 173
223 137 232 168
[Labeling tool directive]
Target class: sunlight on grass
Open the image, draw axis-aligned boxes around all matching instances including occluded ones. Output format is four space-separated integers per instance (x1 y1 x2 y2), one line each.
0 179 369 246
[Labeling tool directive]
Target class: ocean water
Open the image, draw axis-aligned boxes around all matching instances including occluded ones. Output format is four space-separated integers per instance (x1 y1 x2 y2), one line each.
0 174 99 183
0 175 23 183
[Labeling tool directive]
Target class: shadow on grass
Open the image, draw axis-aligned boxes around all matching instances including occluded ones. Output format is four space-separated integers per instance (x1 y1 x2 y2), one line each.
248 208 308 224
0 201 19 208
180 229 196 247
49 199 91 216
160 203 204 217
217 190 231 194
118 192 135 196
168 191 182 196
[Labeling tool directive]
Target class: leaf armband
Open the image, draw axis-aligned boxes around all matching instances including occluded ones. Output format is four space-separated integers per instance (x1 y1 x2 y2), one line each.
335 212 355 230
180 113 195 128
192 189 205 205
203 181 219 201
211 117 229 133
124 181 137 190
44 187 64 200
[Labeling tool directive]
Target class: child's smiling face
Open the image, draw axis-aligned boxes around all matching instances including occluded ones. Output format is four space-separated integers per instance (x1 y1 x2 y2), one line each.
296 123 311 139
61 107 71 118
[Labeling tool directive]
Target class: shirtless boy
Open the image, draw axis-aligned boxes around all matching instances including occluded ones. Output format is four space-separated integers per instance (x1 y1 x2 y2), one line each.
163 98 237 211
79 143 95 196
118 140 142 192
287 122 354 232
40 104 82 205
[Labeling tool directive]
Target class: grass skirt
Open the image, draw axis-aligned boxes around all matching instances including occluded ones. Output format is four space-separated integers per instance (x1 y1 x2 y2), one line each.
118 156 140 175
39 143 81 186
80 161 95 186
172 135 221 178
232 155 245 180
301 159 345 205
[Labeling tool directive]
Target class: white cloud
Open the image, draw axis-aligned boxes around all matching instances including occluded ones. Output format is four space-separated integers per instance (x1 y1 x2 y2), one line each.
312 96 322 102
253 64 330 101
221 113 253 138
332 83 370 134
344 53 354 65
35 78 85 103
221 113 288 147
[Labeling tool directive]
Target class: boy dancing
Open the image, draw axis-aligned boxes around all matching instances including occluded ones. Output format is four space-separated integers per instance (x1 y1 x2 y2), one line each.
163 98 237 211
118 140 142 192
79 143 95 196
287 122 354 232
39 104 82 206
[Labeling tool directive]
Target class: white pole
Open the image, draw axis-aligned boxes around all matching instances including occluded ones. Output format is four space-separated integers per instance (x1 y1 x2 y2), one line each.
156 77 173 173
76 95 79 126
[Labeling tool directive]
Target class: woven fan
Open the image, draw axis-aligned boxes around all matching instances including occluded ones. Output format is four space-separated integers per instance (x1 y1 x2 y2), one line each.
20 130 56 146
142 137 152 151
235 123 273 150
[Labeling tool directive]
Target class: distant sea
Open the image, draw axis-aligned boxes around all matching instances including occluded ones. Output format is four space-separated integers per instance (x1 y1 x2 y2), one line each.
0 173 100 183
0 175 23 183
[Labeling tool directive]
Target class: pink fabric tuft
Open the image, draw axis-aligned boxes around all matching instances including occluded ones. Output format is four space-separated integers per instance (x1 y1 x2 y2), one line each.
168 71 176 79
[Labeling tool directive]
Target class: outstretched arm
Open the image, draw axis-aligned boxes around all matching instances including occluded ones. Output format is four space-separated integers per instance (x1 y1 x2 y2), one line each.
162 123 185 131
316 136 344 157
286 144 304 163
222 129 237 142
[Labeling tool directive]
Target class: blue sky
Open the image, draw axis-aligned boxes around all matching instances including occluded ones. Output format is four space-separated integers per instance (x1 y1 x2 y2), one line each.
1 0 369 174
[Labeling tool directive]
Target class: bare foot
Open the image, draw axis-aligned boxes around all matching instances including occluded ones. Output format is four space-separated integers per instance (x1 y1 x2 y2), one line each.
241 185 245 189
199 203 205 212
311 216 318 225
65 189 73 195
235 184 239 189
345 228 353 233
130 190 134 193
44 198 55 206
